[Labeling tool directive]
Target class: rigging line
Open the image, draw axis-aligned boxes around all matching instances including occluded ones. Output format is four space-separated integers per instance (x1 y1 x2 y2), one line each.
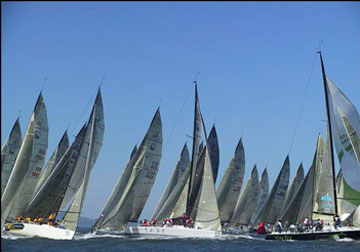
163 81 194 152
99 77 106 88
69 87 97 137
288 52 317 154
41 77 48 93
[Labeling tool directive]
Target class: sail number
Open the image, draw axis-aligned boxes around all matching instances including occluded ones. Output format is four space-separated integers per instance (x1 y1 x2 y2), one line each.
145 161 159 179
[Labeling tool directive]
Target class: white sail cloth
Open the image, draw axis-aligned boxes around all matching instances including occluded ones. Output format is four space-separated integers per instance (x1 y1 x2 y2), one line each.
326 77 360 192
1 118 22 196
216 138 245 223
1 93 48 227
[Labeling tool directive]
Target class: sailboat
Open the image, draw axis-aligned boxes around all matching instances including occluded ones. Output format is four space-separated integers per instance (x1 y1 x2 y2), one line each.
227 165 259 231
1 92 48 228
1 118 22 197
125 82 222 238
3 88 105 240
216 138 245 225
251 156 290 229
92 108 162 233
278 163 304 218
250 168 269 225
266 51 360 240
151 144 190 222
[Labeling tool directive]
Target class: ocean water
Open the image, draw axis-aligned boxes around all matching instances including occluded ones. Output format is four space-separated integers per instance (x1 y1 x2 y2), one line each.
2 227 360 252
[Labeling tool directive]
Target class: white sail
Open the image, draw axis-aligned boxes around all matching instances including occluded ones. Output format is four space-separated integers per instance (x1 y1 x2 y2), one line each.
338 108 360 169
95 109 162 230
336 168 360 220
1 93 48 227
280 136 324 224
151 144 189 220
250 168 269 224
26 125 87 218
216 138 245 223
1 118 22 196
194 146 222 232
35 130 69 192
313 130 336 220
152 165 190 222
279 163 304 218
325 77 360 192
128 109 162 221
229 165 259 227
92 145 138 230
61 88 105 231
253 156 290 226
170 174 190 218
60 91 105 211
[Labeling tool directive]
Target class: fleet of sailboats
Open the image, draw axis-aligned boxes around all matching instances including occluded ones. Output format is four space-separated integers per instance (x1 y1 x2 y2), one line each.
1 51 359 241
2 88 105 240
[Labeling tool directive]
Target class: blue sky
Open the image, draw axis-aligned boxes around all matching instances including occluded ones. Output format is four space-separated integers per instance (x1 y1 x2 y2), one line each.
2 2 360 219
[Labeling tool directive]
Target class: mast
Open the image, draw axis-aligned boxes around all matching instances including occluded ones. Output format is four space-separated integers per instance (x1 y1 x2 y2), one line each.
318 51 338 216
186 81 198 216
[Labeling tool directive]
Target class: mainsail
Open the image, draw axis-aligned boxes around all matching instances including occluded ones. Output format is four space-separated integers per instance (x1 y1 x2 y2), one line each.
1 118 22 196
313 130 335 220
1 93 48 227
26 125 87 218
216 138 245 223
92 109 162 230
253 155 290 226
279 135 324 224
228 165 259 228
92 145 138 230
250 168 269 224
279 163 304 218
35 130 69 192
60 91 104 211
151 144 189 220
61 88 105 231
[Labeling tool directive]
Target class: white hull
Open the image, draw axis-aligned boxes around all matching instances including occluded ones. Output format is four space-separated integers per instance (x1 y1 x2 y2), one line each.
4 222 75 240
124 222 221 238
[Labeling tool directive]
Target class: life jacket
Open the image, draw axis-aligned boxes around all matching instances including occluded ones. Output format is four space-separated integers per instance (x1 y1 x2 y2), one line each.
257 222 266 235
